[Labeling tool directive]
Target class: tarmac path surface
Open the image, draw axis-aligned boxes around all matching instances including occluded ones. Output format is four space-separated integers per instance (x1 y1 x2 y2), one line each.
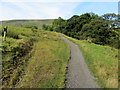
60 35 100 88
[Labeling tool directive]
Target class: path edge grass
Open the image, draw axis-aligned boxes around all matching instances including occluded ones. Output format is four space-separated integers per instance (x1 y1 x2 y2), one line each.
62 33 118 88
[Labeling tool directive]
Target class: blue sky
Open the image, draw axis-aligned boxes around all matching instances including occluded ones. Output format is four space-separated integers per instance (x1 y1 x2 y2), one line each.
0 1 119 20
73 2 118 17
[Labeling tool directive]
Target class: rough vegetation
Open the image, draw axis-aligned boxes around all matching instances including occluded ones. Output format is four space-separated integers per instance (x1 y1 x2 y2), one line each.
1 26 70 88
1 26 39 88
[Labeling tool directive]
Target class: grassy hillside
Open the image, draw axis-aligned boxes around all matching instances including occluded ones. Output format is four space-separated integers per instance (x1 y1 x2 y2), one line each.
1 26 37 88
1 26 70 88
17 32 70 88
1 19 54 29
64 35 118 88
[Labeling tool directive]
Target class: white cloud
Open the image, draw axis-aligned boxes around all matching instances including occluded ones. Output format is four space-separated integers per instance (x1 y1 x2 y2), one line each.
1 0 84 2
0 2 79 20
0 0 118 20
1 0 119 2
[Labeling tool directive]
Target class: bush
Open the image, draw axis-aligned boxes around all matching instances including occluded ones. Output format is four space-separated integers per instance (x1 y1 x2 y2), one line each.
24 25 38 29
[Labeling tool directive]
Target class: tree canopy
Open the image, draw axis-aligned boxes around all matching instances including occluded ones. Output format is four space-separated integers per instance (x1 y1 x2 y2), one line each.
42 13 119 49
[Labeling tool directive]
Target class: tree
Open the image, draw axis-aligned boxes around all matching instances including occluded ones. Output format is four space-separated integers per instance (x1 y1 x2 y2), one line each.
24 25 38 29
80 19 116 45
52 17 65 32
42 24 53 31
102 13 117 20
102 13 118 28
47 12 119 49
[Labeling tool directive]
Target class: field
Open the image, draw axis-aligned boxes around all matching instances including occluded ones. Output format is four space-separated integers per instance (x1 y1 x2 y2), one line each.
1 19 54 29
1 26 70 88
64 35 118 88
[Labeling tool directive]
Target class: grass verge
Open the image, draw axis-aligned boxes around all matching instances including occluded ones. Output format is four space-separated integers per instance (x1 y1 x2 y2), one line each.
16 31 70 88
64 34 118 88
1 26 70 88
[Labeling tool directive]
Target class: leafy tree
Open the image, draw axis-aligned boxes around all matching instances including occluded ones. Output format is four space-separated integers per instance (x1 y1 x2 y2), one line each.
52 17 65 32
42 24 49 30
49 12 119 49
102 13 117 20
81 20 117 45
102 13 119 28
24 25 38 29
42 24 53 31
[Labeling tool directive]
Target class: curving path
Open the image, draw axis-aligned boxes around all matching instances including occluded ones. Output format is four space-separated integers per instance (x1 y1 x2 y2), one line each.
60 35 100 88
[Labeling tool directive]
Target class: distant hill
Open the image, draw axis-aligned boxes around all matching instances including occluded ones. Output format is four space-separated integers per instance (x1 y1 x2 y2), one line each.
1 19 54 29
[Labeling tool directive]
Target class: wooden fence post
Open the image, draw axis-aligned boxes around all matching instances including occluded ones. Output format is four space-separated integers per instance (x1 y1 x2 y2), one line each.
3 26 8 41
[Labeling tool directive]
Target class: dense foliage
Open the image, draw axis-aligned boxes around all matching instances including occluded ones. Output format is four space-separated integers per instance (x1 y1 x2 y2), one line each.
1 26 38 87
24 25 38 29
43 13 119 49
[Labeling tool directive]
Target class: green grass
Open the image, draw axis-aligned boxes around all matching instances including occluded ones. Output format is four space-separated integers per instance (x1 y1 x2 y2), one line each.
17 31 70 88
1 26 38 88
64 35 118 88
1 26 70 88
1 19 54 29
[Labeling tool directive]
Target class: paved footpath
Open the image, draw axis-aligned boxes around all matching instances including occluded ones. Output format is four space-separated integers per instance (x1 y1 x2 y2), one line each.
60 35 100 88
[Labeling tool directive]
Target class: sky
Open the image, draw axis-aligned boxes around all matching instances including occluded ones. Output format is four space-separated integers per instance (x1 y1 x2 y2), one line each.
0 0 119 20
